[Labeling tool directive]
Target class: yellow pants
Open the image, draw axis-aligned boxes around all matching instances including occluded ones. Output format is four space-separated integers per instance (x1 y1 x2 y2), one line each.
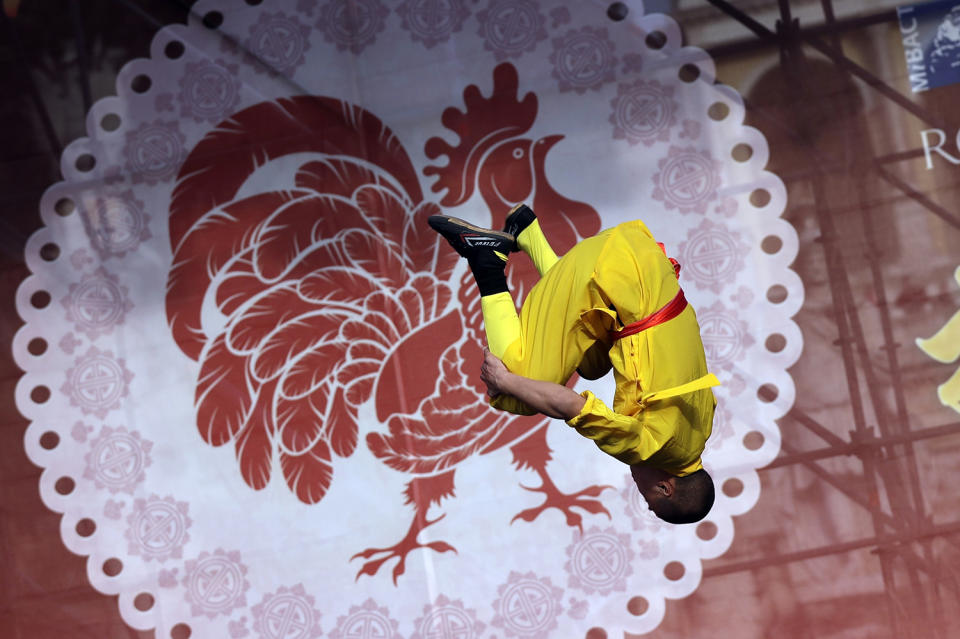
482 220 618 415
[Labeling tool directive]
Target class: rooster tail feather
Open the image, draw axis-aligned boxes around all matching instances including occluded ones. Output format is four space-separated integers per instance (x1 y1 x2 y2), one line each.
195 334 253 446
280 438 333 505
329 387 358 458
235 379 277 490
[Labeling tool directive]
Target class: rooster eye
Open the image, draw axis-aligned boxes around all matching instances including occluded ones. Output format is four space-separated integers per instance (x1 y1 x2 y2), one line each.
512 148 524 159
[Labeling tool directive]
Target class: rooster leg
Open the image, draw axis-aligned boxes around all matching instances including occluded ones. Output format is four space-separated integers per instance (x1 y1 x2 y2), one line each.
351 472 457 584
509 426 614 532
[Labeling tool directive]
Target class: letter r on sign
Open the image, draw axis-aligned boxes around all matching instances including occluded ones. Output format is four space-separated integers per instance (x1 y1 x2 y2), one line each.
921 129 960 169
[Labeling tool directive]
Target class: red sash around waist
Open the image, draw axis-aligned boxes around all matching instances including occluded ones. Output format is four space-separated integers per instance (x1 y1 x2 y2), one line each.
610 288 687 340
610 241 686 341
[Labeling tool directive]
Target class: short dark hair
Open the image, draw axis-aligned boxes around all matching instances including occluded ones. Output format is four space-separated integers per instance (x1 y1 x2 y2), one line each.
654 469 715 524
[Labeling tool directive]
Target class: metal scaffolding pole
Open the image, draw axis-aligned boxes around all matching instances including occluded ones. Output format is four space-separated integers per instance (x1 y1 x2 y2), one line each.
69 0 92 112
766 420 960 469
704 520 960 579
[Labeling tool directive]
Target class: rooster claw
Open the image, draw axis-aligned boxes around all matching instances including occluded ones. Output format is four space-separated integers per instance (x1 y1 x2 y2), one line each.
351 540 457 585
512 482 614 531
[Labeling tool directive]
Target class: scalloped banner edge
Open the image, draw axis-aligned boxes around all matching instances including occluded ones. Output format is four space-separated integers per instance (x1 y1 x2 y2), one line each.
12 2 801 637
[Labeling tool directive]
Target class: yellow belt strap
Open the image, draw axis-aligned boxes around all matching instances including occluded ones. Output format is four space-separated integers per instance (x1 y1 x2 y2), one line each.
638 373 720 410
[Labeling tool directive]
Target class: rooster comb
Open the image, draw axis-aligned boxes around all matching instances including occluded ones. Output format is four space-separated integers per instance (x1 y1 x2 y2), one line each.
423 63 538 207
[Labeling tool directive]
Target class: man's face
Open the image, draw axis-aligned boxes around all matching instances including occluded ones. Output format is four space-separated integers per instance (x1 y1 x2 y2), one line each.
630 464 673 514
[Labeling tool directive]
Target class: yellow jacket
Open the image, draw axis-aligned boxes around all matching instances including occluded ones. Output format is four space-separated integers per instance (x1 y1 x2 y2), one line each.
566 221 718 476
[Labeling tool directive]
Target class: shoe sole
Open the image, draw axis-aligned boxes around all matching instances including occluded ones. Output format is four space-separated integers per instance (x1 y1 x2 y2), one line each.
428 215 515 254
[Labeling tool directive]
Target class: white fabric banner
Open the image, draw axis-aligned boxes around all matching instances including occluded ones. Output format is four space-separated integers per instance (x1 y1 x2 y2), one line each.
14 1 800 636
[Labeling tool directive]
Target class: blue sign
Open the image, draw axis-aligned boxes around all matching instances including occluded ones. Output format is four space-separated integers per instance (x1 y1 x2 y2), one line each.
898 0 960 92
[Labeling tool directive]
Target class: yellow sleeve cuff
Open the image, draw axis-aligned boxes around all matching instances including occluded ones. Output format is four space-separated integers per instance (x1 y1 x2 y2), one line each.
567 390 600 428
565 391 699 473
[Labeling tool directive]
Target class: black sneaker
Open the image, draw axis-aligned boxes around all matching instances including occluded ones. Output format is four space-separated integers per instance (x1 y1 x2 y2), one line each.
428 215 515 259
502 203 537 252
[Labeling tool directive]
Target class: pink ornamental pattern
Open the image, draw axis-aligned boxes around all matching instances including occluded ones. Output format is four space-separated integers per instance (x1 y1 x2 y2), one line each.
252 584 323 639
567 597 589 620
328 599 402 639
549 26 617 94
125 494 192 562
621 51 644 74
476 0 548 61
71 420 93 443
699 300 755 370
61 346 133 418
176 59 242 122
548 5 570 28
70 248 96 271
651 145 722 215
564 526 635 596
59 332 81 355
158 568 179 589
296 0 318 16
317 0 390 54
61 267 133 340
411 594 485 639
609 79 677 147
229 617 251 638
678 218 750 294
491 571 564 639
155 91 174 113
246 12 312 77
82 426 152 494
104 499 124 519
183 549 250 619
714 194 738 217
123 120 187 185
680 118 702 140
730 285 755 309
727 374 748 396
636 537 660 560
396 0 470 49
79 190 151 259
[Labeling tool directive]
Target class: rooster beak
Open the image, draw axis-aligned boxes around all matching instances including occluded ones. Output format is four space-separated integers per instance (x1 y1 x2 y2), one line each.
536 134 565 150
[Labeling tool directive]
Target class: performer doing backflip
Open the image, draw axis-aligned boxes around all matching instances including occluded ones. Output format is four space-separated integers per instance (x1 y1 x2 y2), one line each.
429 205 720 524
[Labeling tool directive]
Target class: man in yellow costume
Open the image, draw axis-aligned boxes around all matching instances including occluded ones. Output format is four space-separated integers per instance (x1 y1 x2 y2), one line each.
429 205 720 524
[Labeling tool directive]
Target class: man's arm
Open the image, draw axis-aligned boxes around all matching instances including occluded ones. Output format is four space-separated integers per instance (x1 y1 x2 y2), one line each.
480 348 586 420
481 349 667 466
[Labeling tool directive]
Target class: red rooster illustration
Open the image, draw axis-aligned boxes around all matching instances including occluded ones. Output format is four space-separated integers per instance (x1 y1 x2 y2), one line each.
166 63 606 583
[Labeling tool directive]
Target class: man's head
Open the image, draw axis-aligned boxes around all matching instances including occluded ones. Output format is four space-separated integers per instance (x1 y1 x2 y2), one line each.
630 464 714 524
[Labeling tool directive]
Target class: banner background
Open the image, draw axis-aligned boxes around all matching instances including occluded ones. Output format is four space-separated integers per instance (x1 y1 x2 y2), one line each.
1 1 958 638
